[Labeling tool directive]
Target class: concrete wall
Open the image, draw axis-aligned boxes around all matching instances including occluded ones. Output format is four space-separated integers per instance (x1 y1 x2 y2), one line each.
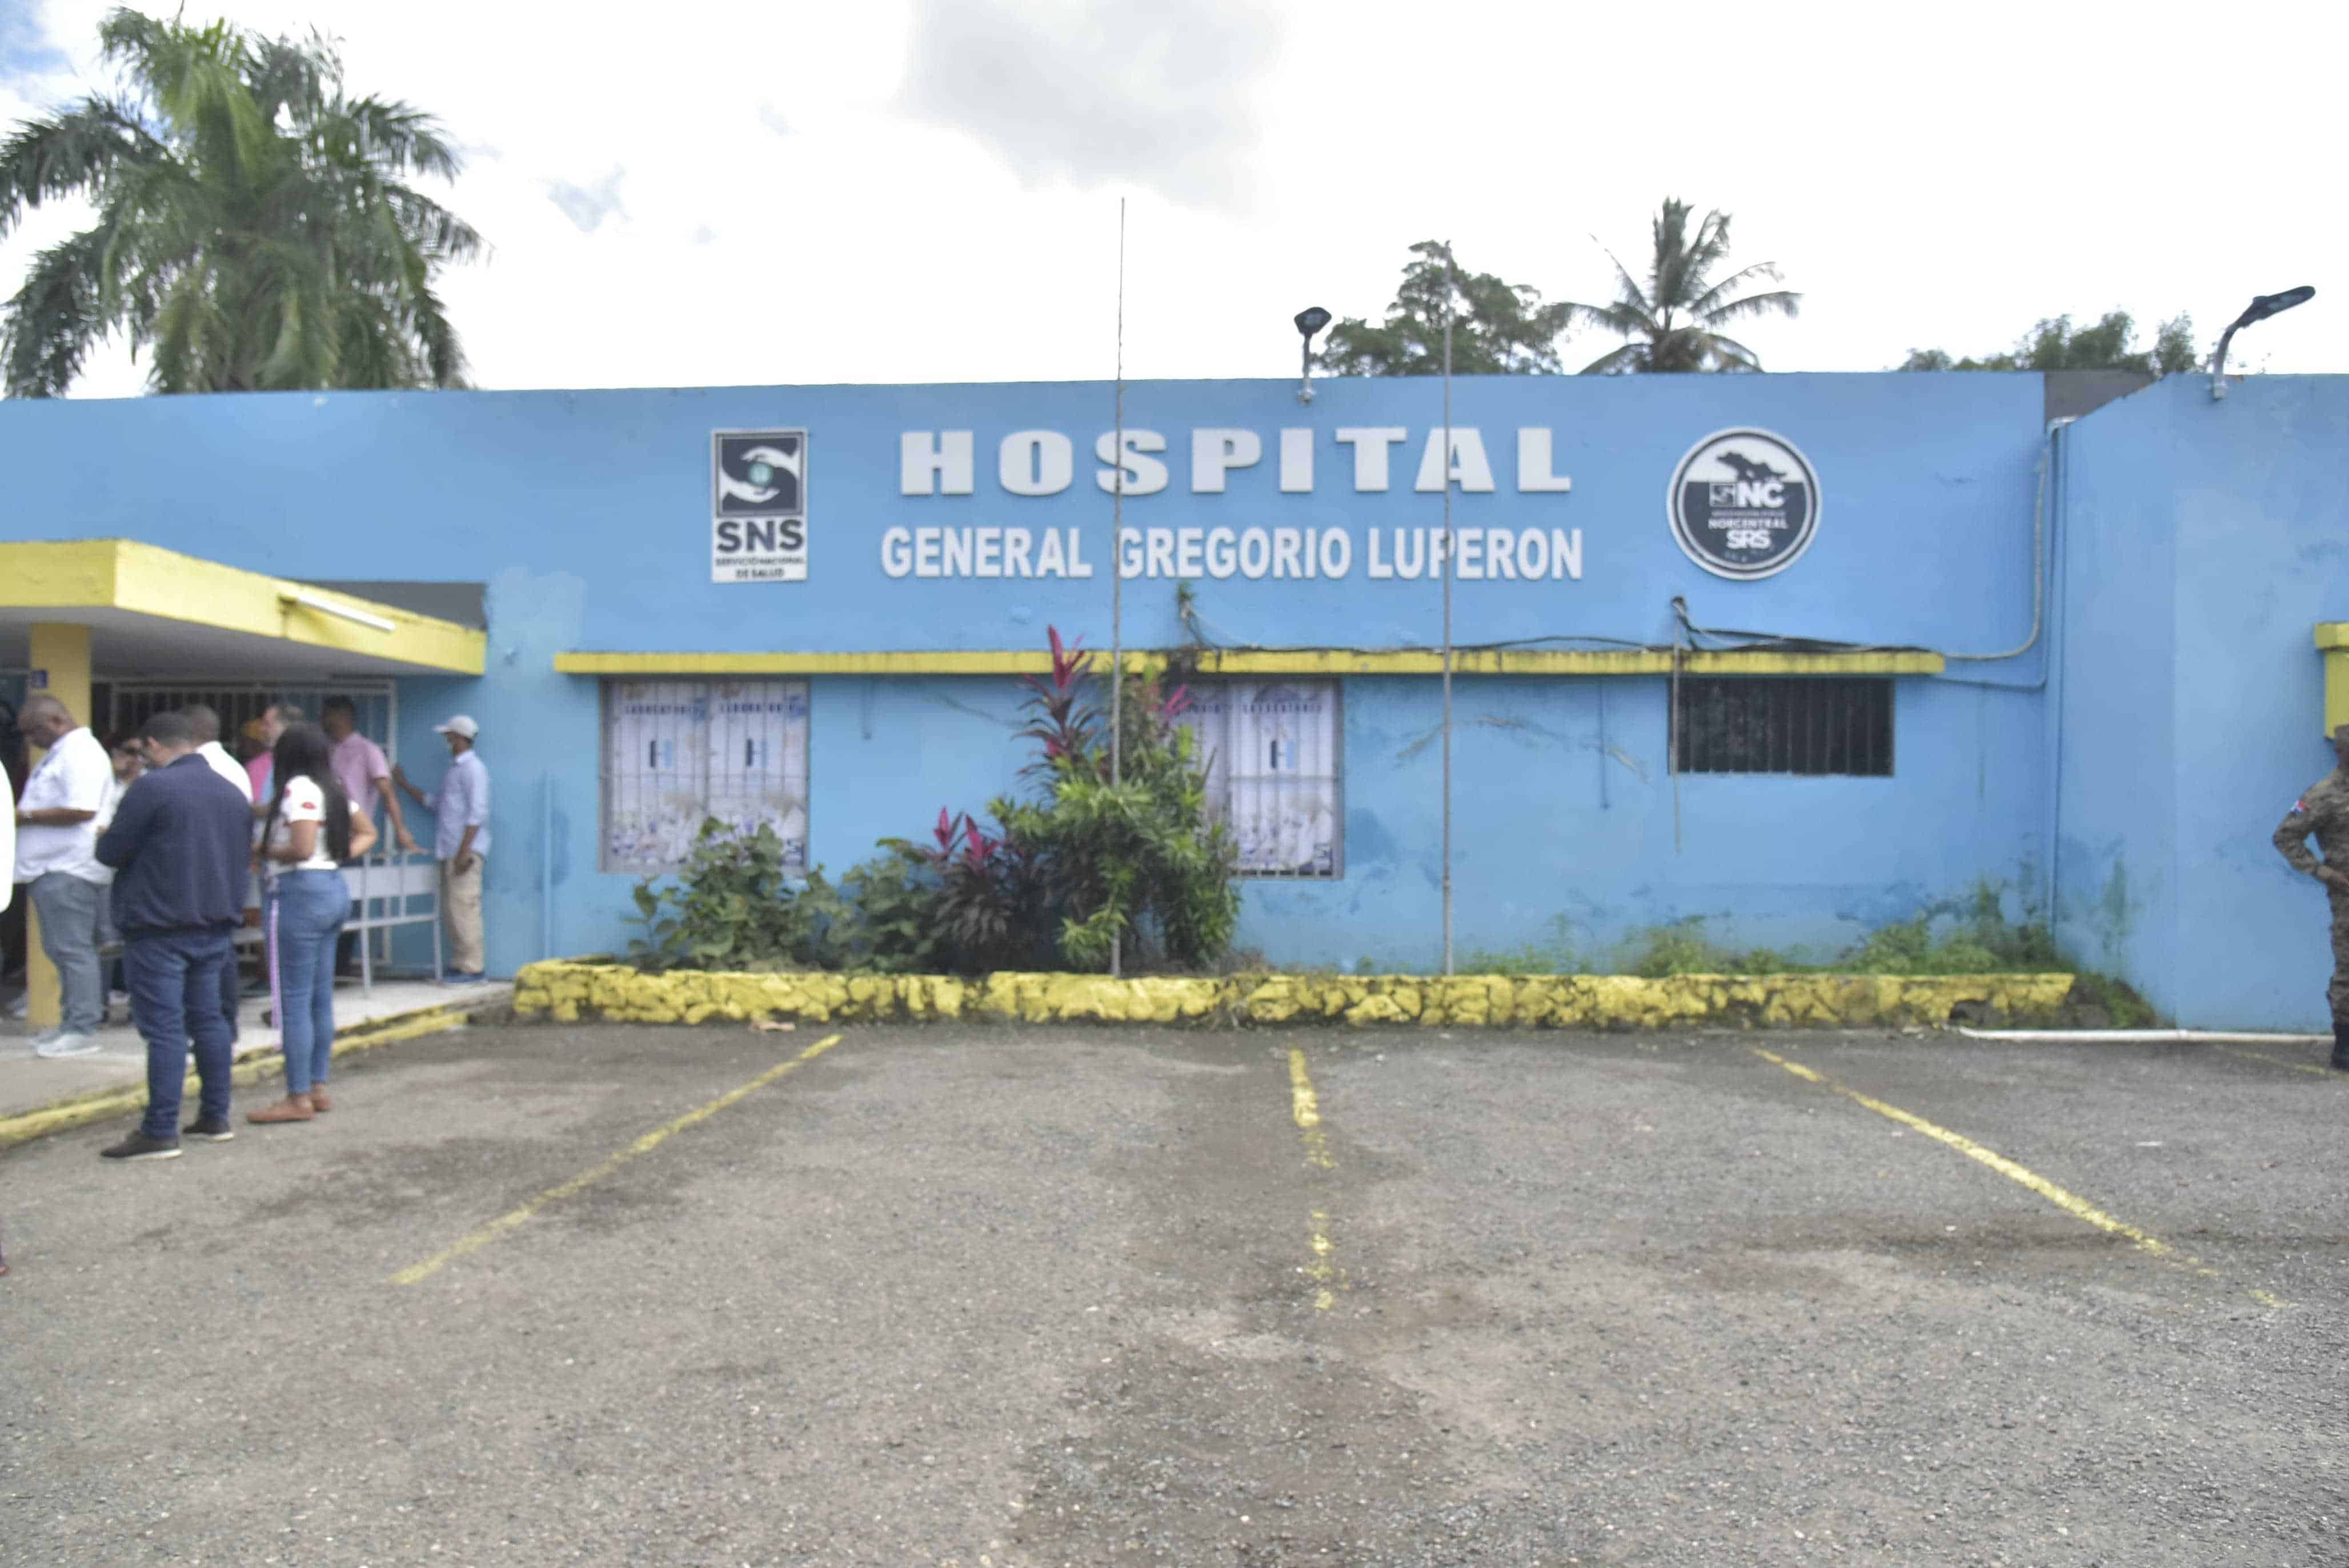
2054 375 2349 1028
2 372 2058 981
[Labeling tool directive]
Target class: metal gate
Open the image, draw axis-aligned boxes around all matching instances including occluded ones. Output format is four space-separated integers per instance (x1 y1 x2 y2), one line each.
102 680 430 989
103 681 398 759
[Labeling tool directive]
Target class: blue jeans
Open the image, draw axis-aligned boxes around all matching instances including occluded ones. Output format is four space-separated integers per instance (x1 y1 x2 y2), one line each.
125 930 236 1138
29 871 106 1035
266 871 347 1096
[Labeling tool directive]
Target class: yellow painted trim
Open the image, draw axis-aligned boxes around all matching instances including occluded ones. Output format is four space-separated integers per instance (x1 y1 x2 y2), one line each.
2320 624 2349 736
556 650 1065 676
512 961 2074 1030
0 1000 475 1152
0 539 486 675
554 647 1946 678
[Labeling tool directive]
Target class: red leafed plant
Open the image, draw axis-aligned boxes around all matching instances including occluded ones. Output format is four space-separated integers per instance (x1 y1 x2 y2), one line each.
1019 625 1101 781
912 805 1039 972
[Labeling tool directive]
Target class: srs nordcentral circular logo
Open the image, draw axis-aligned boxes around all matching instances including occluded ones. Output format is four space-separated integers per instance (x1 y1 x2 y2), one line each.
1666 428 1821 580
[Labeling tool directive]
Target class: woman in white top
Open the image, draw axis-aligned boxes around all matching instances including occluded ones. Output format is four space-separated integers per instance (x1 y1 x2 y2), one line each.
247 723 374 1125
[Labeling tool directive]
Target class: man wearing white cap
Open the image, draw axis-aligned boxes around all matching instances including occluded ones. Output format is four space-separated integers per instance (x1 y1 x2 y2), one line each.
392 716 491 982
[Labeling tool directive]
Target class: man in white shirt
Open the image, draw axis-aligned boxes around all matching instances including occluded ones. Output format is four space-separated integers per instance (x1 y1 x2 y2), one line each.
183 705 255 805
394 715 491 982
11 696 112 1056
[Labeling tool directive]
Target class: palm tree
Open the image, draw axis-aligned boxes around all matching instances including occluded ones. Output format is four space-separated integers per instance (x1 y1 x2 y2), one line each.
0 7 482 396
1564 199 1799 374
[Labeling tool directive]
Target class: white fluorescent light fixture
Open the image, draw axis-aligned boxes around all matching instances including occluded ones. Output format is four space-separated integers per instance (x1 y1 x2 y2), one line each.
279 588 396 634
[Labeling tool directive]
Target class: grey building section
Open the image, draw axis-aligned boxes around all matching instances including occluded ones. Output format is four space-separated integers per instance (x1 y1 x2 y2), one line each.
314 581 488 629
2045 370 2156 425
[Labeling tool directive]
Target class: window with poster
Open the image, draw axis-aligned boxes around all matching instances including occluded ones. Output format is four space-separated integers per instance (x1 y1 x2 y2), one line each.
1176 680 1343 879
599 679 810 873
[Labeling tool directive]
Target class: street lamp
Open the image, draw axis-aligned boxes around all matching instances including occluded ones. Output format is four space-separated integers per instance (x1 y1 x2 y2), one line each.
1294 306 1331 404
2210 285 2315 400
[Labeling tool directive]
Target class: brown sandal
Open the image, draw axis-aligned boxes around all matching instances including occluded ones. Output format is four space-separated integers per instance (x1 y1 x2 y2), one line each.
307 1087 332 1113
247 1095 314 1124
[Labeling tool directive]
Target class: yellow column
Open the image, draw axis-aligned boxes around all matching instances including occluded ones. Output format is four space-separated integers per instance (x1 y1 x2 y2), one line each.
2321 625 2349 739
23 623 93 1033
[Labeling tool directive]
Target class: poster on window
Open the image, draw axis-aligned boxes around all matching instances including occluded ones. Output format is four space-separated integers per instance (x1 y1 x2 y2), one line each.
700 681 811 867
1180 681 1341 877
603 679 809 872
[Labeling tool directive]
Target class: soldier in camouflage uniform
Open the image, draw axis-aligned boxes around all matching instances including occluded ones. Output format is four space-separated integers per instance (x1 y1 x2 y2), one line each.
2273 723 2349 1070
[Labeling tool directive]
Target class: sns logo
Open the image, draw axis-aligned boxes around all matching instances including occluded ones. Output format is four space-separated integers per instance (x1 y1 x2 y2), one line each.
712 430 806 519
1667 429 1821 581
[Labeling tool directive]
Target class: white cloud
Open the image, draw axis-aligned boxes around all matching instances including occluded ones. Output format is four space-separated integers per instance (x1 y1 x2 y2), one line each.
1 0 2346 399
546 167 626 234
896 0 1278 211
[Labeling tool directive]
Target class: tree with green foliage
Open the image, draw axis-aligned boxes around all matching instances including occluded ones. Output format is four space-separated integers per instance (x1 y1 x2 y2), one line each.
1898 312 2198 374
1562 198 1799 373
0 7 482 396
1314 240 1571 376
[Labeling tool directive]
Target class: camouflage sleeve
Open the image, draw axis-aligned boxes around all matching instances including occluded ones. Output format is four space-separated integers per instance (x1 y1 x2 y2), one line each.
2275 791 2326 877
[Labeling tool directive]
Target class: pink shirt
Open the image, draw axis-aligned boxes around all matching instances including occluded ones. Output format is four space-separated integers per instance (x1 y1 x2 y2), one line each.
246 753 272 802
331 732 390 823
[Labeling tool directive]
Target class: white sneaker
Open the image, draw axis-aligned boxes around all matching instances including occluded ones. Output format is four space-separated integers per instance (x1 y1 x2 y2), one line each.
35 1032 100 1058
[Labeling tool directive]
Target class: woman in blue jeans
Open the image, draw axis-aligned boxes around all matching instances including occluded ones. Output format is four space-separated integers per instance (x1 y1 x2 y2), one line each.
247 724 375 1125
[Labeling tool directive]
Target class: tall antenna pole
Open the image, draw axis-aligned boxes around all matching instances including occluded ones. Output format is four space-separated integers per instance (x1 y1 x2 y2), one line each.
1109 196 1127 979
1440 247 1456 979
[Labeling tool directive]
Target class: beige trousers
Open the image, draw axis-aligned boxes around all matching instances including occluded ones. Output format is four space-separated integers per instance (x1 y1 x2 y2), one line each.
440 856 486 976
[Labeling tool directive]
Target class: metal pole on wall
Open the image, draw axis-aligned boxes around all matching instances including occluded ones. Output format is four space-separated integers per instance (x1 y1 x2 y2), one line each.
1440 251 1456 979
541 773 555 961
1109 196 1127 979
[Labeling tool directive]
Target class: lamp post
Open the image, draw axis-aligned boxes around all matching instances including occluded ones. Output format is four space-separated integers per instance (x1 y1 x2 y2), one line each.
1294 306 1330 404
1438 255 1456 979
1109 198 1127 977
2210 285 2315 400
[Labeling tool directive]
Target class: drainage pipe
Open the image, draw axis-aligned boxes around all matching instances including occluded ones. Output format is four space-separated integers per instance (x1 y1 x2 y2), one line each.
1956 1026 2329 1045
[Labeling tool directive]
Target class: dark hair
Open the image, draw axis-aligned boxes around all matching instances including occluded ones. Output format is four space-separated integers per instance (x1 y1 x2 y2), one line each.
106 731 143 755
181 704 222 743
266 722 354 862
139 711 195 748
322 696 358 720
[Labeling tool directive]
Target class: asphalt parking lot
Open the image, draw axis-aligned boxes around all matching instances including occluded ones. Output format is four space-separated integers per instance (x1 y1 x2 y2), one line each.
2 1021 2344 1567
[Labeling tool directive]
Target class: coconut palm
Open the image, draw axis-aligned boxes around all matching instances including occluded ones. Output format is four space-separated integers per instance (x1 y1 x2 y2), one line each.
0 7 482 396
1564 199 1799 374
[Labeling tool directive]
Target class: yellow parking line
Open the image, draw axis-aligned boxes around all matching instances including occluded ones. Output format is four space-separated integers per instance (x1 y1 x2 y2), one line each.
1288 1046 1334 1169
391 1033 845 1286
2213 1044 2335 1078
1288 1047 1341 1310
1750 1048 2283 1310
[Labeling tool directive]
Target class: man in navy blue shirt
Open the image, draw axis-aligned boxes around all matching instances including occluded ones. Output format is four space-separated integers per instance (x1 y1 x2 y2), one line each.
94 711 253 1161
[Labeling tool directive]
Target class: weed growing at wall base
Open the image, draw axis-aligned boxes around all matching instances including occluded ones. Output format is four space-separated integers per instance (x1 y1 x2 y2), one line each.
1452 892 2154 1025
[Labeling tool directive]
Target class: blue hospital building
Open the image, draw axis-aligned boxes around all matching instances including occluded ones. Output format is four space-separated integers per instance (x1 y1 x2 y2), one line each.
3 368 2346 1027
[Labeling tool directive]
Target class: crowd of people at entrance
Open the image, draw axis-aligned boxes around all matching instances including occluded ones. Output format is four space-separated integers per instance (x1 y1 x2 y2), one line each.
3 695 492 1164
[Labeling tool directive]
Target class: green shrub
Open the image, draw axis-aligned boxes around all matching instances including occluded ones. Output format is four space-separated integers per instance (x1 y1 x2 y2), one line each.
626 819 849 973
985 630 1239 973
838 843 947 974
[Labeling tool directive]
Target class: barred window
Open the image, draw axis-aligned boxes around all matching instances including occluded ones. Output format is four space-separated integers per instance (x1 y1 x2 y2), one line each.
1671 676 1893 776
601 679 809 873
1177 680 1343 877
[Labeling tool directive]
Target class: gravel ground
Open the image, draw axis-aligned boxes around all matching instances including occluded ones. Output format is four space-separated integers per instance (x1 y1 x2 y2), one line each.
1 1022 2342 1566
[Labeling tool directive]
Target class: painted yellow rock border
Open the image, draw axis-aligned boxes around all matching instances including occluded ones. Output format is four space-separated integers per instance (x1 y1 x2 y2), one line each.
512 963 2075 1031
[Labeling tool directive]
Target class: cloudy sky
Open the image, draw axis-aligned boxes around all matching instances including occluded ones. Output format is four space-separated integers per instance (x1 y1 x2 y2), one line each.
1 0 2340 397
